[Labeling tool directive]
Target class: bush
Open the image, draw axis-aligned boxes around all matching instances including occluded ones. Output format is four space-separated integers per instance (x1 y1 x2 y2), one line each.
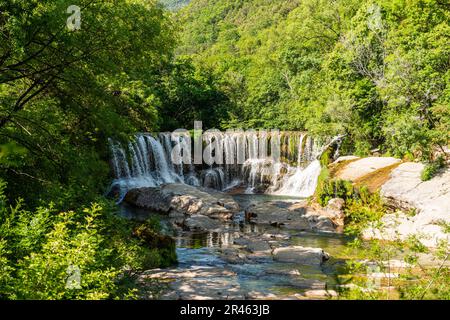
316 177 354 207
0 182 177 300
421 156 446 181
315 171 385 235
344 187 385 236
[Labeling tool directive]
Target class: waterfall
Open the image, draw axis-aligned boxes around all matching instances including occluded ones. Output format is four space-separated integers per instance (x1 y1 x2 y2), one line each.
272 160 322 197
109 132 338 201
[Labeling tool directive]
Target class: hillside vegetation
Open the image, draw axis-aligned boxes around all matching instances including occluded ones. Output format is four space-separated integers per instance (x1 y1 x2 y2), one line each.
177 0 449 160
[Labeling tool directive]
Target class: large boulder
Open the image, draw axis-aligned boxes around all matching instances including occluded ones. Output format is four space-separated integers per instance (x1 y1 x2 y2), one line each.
364 162 450 247
273 246 330 265
336 157 401 181
184 215 222 232
124 187 172 212
124 183 239 220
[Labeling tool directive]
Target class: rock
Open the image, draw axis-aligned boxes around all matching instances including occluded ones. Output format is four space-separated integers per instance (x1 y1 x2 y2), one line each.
265 268 301 276
327 198 345 212
246 240 272 253
262 233 291 241
333 156 360 163
303 289 338 298
287 278 327 290
142 266 246 300
336 157 401 181
247 201 338 232
133 223 176 251
219 248 249 264
364 162 450 247
273 246 330 265
184 215 222 232
124 187 172 212
325 198 345 227
309 216 336 232
124 183 239 220
168 211 185 227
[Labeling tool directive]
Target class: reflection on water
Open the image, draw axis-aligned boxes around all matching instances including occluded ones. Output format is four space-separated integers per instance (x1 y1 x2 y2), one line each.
176 223 264 248
231 193 304 209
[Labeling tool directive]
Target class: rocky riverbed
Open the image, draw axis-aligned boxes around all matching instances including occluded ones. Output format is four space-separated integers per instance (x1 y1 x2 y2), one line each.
123 185 350 300
121 155 450 300
332 157 450 247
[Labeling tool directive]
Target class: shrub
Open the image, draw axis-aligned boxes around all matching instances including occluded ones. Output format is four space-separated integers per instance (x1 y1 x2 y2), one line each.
344 187 385 236
316 177 354 207
0 182 177 300
421 156 446 181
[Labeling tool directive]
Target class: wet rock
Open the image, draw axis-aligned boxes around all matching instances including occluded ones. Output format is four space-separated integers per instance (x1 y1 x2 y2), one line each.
184 215 222 232
262 233 291 241
246 201 311 230
306 215 336 232
247 200 340 233
142 266 246 300
265 268 301 276
124 183 240 220
124 187 172 212
230 237 273 259
273 246 330 266
168 211 185 227
219 248 249 264
246 240 272 253
287 278 327 290
245 292 279 300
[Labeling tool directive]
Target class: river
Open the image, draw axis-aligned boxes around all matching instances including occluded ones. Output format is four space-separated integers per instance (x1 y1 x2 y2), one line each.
121 193 360 300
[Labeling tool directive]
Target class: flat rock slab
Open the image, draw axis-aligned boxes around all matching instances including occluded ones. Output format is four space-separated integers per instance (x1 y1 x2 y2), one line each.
184 215 222 232
303 289 338 299
142 266 246 300
333 156 360 163
247 201 338 232
273 246 330 266
364 162 450 247
337 157 401 181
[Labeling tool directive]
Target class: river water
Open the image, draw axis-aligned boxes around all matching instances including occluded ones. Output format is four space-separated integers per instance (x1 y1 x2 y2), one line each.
121 193 359 299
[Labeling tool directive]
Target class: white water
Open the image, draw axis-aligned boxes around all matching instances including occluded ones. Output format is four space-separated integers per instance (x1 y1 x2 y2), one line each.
272 160 322 197
109 132 336 201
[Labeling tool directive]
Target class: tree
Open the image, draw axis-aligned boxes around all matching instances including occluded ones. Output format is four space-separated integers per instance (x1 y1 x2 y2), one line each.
0 0 175 205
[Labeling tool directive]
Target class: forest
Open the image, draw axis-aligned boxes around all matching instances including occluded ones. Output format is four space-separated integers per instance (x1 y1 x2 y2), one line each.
0 0 448 300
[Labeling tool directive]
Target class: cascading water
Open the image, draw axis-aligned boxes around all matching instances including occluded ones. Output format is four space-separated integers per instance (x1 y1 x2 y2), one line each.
109 132 338 201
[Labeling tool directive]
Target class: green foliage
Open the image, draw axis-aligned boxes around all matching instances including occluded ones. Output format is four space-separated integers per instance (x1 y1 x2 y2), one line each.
0 182 176 300
0 0 223 207
315 169 385 235
316 178 354 207
344 187 385 236
160 0 191 11
421 156 446 181
156 57 231 130
177 0 449 159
